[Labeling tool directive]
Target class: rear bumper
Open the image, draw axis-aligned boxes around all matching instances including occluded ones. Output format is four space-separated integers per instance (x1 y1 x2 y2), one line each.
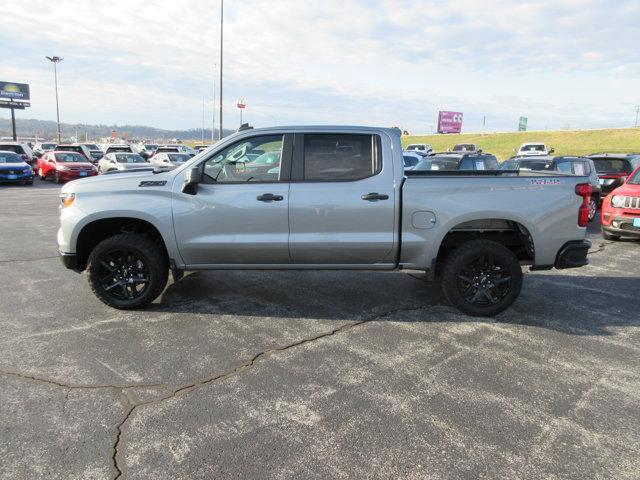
554 240 591 269
59 250 82 272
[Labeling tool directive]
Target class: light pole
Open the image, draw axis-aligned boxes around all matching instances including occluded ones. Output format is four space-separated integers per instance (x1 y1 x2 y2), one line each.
46 56 63 143
218 0 223 140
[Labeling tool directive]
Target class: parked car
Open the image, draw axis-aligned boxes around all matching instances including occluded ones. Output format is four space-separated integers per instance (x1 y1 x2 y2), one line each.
193 144 211 153
37 151 98 183
551 157 601 221
600 165 640 240
515 143 554 156
33 142 57 158
57 126 592 317
153 145 197 157
501 156 553 171
413 152 499 171
104 144 135 155
588 153 640 200
402 152 422 170
452 143 479 152
55 144 94 163
98 152 150 174
134 143 159 159
0 150 34 185
149 152 192 170
0 142 35 171
80 143 105 162
405 143 433 154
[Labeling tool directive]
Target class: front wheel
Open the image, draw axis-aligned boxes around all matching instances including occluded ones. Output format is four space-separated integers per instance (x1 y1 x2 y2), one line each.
441 240 523 317
87 233 168 309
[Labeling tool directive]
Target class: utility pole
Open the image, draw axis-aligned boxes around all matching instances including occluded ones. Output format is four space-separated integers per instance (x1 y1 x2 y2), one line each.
201 97 205 143
218 0 224 140
211 64 216 143
45 56 63 143
634 105 640 128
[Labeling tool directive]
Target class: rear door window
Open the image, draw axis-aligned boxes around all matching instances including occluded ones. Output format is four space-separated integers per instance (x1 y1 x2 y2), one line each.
592 158 632 173
303 134 379 181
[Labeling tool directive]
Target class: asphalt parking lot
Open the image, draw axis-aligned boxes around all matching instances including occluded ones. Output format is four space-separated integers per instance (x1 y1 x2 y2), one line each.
1 181 639 480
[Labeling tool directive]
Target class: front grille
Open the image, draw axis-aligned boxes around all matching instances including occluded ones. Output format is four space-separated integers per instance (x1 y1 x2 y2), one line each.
620 222 640 232
622 196 640 210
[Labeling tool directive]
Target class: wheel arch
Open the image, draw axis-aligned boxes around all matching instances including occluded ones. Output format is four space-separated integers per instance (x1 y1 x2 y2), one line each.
75 217 170 271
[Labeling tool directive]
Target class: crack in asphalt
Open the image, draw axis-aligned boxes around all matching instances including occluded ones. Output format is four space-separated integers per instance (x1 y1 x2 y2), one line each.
0 369 165 391
0 255 59 263
108 302 431 479
587 241 612 255
2 302 434 480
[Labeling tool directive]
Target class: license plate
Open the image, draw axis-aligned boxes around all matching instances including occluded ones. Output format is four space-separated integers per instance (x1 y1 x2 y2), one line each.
633 218 640 228
79 172 87 177
7 174 17 180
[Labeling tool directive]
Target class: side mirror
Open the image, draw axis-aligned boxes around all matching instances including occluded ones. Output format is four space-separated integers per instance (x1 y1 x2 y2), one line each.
513 148 517 152
549 148 555 154
182 165 203 195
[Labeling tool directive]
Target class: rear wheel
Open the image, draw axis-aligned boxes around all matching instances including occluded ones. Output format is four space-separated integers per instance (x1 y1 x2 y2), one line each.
441 240 523 317
588 197 598 222
87 233 168 309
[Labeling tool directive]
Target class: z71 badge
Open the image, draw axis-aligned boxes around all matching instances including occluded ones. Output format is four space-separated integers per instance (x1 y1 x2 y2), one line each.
139 180 167 187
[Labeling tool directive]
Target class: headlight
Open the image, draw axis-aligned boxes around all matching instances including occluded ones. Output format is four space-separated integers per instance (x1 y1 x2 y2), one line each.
60 193 76 208
611 195 625 208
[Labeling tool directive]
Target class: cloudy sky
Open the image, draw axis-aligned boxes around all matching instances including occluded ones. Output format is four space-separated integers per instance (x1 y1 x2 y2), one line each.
3 0 640 133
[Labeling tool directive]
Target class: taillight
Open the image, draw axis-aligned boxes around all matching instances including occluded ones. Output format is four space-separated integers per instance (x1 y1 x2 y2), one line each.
575 183 591 227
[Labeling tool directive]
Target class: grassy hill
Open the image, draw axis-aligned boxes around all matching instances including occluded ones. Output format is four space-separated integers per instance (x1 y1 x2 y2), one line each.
402 128 640 161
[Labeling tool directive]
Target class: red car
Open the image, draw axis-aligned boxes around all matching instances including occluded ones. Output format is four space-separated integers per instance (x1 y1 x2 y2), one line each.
601 165 640 240
37 151 98 183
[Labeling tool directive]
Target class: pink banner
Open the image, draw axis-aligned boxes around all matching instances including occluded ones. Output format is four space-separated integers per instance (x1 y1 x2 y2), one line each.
437 111 463 134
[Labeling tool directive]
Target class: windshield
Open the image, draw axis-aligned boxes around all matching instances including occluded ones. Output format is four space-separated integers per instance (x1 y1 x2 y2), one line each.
628 168 640 184
0 145 24 154
592 158 632 174
413 156 461 171
249 151 281 165
55 152 87 163
403 155 420 168
0 152 22 163
83 144 100 150
144 144 158 150
168 153 190 163
521 144 545 152
115 154 146 163
407 145 424 151
518 159 551 170
453 144 474 152
42 143 56 150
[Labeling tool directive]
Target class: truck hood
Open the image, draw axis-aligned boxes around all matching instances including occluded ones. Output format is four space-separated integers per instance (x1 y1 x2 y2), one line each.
61 168 175 194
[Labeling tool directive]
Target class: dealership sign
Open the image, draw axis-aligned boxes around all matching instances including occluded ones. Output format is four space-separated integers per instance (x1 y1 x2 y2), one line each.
518 116 528 131
437 111 463 134
0 82 30 102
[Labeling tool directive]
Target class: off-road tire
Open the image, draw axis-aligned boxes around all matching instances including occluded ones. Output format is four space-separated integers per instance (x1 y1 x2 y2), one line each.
441 240 523 317
87 233 168 309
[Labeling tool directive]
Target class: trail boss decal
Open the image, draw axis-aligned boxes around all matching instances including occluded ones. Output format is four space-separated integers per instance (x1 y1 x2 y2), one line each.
530 178 561 185
139 180 167 187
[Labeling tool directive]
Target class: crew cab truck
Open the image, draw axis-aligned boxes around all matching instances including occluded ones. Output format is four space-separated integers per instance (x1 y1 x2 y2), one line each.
58 126 592 317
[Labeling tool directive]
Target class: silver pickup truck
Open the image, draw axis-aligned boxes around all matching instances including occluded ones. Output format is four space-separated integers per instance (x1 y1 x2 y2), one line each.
58 126 592 316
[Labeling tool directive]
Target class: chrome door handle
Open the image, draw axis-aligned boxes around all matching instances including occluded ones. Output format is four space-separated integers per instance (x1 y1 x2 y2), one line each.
257 193 284 202
361 192 389 201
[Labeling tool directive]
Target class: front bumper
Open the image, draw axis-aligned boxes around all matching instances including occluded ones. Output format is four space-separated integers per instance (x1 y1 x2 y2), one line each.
602 215 640 238
59 250 82 272
58 170 98 181
0 171 34 182
555 240 591 269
